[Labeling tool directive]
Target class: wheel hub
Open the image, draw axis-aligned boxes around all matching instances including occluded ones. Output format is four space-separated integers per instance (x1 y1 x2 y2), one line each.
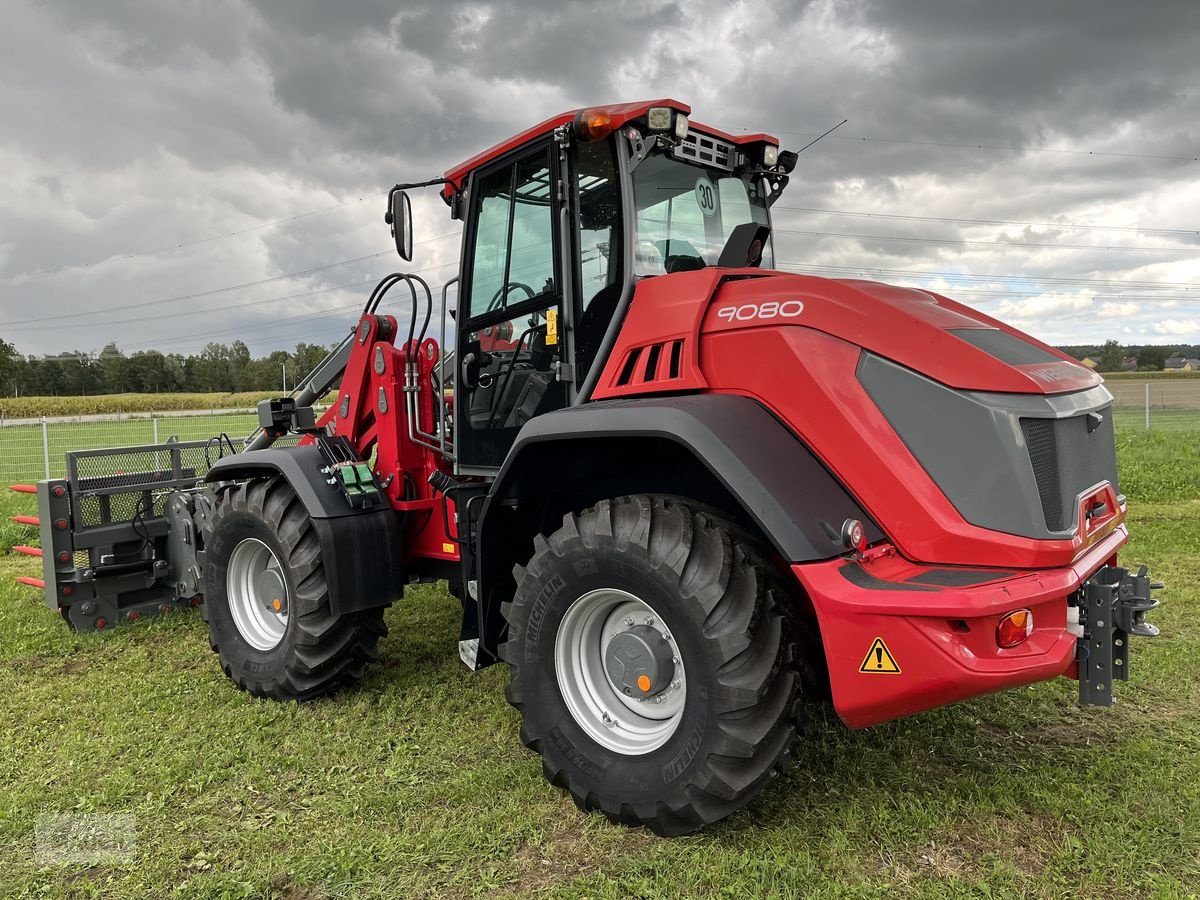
604 625 675 699
554 589 687 755
226 537 290 651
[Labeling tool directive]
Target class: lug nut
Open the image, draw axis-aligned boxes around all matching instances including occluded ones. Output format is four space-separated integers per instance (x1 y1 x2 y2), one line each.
623 616 635 627
644 616 655 625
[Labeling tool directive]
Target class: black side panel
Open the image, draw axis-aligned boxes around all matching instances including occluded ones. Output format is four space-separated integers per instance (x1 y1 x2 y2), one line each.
206 445 354 519
312 511 405 617
489 394 881 563
905 569 1016 587
840 563 938 592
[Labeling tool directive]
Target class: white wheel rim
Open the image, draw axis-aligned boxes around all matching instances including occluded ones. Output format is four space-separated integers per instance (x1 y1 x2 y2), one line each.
226 538 289 651
554 588 687 755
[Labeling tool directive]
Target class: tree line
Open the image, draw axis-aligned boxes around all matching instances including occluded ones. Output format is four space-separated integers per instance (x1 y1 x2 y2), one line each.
1062 340 1200 373
0 339 335 396
1 335 1197 397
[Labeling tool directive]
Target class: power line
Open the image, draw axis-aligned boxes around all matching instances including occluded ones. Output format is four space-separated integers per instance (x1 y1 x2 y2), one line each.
1 276 381 332
765 128 1200 163
772 206 1200 238
772 267 1200 303
776 262 1200 291
128 278 456 353
0 250 391 326
0 229 461 328
1 194 382 282
774 227 1200 254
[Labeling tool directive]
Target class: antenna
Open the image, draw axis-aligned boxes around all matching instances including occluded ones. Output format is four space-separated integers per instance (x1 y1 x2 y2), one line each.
795 119 848 155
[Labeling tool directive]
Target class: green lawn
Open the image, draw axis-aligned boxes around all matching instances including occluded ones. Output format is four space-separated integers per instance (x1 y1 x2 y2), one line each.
0 432 1198 898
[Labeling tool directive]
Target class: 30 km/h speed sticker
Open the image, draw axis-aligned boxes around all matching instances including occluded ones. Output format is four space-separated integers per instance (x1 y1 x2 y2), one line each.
694 176 717 217
859 637 901 674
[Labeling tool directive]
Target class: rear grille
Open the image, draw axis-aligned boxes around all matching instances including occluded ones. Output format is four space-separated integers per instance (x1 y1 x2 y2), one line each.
1021 413 1117 531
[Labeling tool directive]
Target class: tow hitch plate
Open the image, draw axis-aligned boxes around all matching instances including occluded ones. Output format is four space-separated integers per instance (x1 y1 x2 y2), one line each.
1076 564 1161 706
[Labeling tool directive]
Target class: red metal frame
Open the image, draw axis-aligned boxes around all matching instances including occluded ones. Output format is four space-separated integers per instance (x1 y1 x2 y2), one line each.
310 315 461 566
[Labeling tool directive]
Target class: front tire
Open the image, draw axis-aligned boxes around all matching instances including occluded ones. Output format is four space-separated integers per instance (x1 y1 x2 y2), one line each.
203 478 387 701
502 495 806 835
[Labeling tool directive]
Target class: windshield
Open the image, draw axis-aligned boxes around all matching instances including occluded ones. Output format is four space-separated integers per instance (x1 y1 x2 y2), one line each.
632 149 773 276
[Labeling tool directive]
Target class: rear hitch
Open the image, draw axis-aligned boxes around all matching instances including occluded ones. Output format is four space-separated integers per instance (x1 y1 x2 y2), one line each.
1076 564 1160 707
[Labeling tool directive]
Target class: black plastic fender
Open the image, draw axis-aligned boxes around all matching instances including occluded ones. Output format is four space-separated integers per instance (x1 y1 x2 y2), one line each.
489 393 882 563
465 394 883 668
204 444 403 616
207 445 358 519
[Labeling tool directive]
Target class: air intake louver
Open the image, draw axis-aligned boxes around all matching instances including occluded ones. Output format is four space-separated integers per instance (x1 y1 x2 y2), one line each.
615 340 686 387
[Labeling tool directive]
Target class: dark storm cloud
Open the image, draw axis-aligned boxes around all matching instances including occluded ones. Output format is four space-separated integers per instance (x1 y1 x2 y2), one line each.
2 0 1199 356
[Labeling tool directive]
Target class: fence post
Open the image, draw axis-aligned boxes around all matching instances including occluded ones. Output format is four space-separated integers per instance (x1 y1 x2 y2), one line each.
153 415 159 445
1145 383 1150 431
41 415 51 480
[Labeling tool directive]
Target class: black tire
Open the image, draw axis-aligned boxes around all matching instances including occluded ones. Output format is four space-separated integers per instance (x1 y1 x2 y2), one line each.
202 477 387 701
501 494 810 836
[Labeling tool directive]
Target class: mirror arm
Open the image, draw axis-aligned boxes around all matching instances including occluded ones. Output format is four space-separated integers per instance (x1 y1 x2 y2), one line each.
384 178 463 224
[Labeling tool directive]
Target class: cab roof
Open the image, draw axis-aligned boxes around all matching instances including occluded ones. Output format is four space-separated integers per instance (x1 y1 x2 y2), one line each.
441 99 777 201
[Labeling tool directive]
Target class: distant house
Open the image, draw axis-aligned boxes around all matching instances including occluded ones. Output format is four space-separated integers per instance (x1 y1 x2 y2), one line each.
1081 357 1100 369
1121 356 1138 371
1164 356 1200 371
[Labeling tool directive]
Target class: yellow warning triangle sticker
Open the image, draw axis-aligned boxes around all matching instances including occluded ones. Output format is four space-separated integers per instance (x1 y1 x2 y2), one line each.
858 637 901 674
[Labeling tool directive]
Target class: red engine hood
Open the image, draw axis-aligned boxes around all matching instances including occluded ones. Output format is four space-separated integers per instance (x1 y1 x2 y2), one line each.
704 271 1100 395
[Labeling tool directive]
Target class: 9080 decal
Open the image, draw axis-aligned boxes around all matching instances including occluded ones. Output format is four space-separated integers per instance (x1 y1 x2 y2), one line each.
715 300 805 324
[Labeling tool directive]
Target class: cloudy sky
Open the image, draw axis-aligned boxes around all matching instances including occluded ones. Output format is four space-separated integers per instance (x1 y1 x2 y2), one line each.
1 0 1198 358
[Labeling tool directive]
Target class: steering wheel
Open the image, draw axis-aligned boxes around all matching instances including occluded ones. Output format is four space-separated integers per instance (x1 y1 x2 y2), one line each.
487 281 536 313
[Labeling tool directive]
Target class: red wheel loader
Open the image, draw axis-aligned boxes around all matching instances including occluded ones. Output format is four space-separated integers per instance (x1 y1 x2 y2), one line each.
14 99 1160 835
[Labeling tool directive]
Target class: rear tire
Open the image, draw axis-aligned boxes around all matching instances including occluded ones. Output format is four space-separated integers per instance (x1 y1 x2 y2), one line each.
502 495 808 836
202 478 387 701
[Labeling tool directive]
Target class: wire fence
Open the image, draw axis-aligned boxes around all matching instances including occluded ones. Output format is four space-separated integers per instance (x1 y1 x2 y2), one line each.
0 409 267 485
1107 380 1200 432
0 384 1196 486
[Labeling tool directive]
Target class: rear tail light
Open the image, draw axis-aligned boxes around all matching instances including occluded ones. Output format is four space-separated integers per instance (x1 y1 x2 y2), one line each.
996 609 1034 648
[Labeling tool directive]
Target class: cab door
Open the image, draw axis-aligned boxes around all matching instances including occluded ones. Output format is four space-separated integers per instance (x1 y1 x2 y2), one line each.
456 143 567 471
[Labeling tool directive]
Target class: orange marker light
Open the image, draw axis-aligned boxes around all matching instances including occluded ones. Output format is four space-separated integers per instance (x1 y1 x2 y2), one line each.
273 598 282 611
636 674 652 692
575 108 615 142
996 609 1033 648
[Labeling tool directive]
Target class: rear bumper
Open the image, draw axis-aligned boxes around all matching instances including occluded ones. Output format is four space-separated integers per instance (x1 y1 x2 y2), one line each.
792 525 1130 728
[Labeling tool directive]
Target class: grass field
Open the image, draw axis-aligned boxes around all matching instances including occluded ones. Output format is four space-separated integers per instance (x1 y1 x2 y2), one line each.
0 430 1198 898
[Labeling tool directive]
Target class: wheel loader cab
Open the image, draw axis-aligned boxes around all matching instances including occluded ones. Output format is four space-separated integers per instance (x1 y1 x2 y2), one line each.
448 101 787 472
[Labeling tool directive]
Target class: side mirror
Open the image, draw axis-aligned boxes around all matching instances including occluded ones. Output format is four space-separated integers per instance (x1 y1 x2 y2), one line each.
387 189 413 261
